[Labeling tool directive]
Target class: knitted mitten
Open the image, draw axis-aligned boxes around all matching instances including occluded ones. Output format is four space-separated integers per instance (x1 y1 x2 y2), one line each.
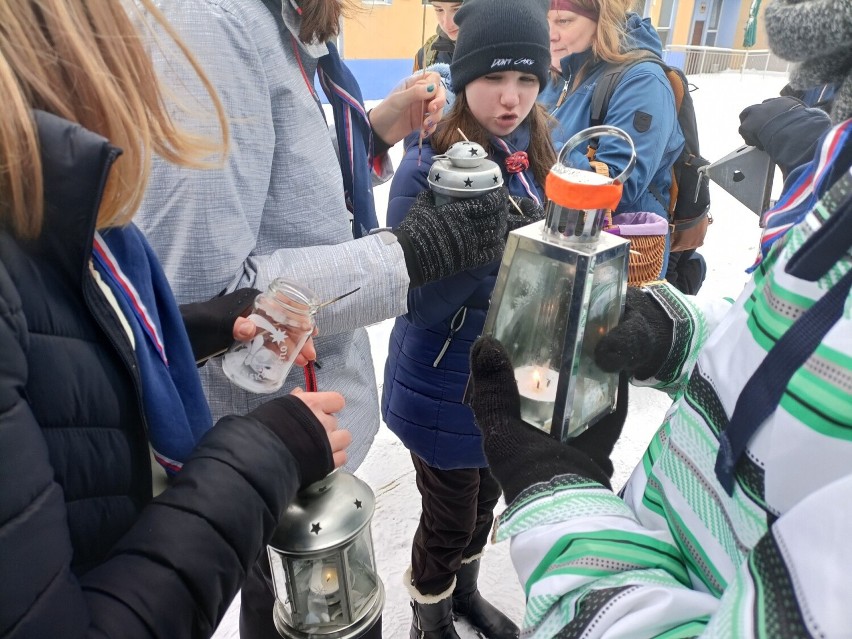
393 188 508 288
506 196 546 235
469 336 612 503
594 287 673 380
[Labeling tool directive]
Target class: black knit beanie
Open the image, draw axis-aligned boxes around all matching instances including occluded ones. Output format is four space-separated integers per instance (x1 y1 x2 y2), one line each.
450 0 551 94
764 0 852 124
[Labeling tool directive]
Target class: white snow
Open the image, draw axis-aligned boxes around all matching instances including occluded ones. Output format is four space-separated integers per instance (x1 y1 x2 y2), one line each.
213 70 789 638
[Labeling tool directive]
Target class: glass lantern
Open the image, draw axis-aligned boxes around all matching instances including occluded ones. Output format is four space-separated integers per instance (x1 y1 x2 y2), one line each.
477 126 636 441
267 471 384 638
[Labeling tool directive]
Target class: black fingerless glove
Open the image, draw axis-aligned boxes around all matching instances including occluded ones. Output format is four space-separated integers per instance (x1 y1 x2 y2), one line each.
393 188 508 288
506 196 546 235
594 287 673 380
248 396 334 490
179 288 260 365
469 336 615 503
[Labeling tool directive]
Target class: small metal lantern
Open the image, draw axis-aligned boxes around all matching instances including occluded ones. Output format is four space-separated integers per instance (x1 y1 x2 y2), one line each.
268 471 384 638
479 126 635 441
427 140 503 205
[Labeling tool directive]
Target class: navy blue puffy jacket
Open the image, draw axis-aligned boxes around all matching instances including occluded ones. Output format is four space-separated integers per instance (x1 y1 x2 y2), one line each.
382 134 544 469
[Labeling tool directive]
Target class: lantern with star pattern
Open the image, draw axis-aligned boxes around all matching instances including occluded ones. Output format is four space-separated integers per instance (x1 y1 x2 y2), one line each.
267 470 384 638
427 140 503 205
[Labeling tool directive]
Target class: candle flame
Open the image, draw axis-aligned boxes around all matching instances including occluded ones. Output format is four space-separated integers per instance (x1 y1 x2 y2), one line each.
532 368 542 392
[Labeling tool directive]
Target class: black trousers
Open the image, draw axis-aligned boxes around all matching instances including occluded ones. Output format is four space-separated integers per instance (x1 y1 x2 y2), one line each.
240 553 382 639
410 453 502 596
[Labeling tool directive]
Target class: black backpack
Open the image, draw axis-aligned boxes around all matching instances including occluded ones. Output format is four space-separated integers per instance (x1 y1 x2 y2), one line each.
590 52 711 252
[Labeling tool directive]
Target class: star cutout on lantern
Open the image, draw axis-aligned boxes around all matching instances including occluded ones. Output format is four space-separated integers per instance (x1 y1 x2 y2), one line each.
469 147 479 156
434 173 441 182
492 176 499 184
354 499 363 509
464 178 473 187
311 522 321 535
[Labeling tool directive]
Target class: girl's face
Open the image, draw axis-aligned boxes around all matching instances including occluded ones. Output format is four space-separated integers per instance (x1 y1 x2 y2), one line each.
548 10 597 69
465 71 540 137
432 2 463 41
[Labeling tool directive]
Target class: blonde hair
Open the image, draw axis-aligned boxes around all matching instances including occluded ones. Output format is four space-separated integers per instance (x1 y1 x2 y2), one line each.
0 0 228 239
432 94 556 189
552 0 645 84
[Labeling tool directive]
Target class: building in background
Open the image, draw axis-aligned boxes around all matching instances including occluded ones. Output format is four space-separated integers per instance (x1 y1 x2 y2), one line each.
338 0 771 101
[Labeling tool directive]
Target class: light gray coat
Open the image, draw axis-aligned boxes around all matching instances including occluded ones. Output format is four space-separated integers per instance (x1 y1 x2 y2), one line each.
137 0 410 469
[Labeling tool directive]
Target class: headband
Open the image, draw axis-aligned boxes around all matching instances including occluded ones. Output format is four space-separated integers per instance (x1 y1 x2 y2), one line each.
549 0 599 23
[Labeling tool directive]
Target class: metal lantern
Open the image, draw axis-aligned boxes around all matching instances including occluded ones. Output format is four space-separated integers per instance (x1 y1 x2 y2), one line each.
267 471 384 638
427 140 503 205
478 126 636 441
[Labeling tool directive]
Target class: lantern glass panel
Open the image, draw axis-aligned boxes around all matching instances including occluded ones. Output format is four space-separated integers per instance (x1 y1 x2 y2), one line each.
285 554 349 632
344 528 378 619
568 258 623 429
491 248 577 434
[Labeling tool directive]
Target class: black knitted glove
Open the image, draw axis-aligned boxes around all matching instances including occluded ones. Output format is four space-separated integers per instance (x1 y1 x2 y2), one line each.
594 287 673 380
469 336 618 502
393 188 508 288
179 287 260 365
506 196 546 235
247 395 335 490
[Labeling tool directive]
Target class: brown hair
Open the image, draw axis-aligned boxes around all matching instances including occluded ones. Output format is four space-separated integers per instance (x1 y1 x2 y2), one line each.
431 92 556 188
297 0 358 44
0 0 228 239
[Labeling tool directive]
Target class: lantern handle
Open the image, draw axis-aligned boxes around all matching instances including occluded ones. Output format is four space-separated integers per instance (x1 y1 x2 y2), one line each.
556 125 636 185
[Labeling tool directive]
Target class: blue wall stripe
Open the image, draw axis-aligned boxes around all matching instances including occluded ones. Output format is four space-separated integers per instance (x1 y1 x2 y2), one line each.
317 59 416 103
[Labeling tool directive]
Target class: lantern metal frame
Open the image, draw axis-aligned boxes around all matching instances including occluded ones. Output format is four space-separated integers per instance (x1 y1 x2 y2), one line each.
481 220 629 441
267 471 385 639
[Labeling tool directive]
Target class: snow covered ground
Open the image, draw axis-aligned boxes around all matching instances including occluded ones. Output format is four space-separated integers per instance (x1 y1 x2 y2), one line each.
213 69 789 638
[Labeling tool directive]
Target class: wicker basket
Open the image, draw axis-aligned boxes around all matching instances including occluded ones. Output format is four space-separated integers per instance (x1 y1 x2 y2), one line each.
604 212 668 287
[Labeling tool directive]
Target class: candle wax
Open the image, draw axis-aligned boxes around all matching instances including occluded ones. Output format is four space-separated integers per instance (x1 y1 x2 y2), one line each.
514 365 558 432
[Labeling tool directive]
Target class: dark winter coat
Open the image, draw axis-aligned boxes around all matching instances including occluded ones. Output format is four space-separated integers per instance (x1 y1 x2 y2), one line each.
414 27 455 72
382 132 544 470
0 111 323 638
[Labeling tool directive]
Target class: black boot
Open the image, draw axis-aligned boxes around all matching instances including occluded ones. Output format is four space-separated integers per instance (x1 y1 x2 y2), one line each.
452 560 519 639
410 598 461 639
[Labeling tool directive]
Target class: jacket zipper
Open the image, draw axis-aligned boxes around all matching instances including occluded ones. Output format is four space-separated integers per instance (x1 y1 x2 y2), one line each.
433 306 467 368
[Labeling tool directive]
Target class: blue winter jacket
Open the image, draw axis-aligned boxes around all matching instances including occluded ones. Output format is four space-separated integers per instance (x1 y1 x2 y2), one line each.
382 130 544 469
539 14 684 222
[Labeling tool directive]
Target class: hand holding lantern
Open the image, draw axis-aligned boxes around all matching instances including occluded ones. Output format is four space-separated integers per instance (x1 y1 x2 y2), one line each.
473 126 636 441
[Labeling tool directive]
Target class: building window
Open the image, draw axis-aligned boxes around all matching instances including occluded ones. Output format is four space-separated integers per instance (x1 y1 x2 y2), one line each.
656 0 676 47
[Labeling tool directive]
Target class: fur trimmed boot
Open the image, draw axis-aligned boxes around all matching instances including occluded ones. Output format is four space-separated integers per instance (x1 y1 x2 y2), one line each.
406 568 461 639
452 559 519 639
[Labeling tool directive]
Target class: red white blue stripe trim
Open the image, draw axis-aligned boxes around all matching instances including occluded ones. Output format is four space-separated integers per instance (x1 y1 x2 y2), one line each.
92 232 169 366
751 120 852 271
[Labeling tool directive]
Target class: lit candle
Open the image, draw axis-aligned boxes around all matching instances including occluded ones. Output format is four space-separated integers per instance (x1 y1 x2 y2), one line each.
322 566 340 595
514 365 558 432
309 561 340 599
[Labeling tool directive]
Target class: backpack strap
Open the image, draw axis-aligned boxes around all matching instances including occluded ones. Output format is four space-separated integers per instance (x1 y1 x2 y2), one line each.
589 51 659 127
